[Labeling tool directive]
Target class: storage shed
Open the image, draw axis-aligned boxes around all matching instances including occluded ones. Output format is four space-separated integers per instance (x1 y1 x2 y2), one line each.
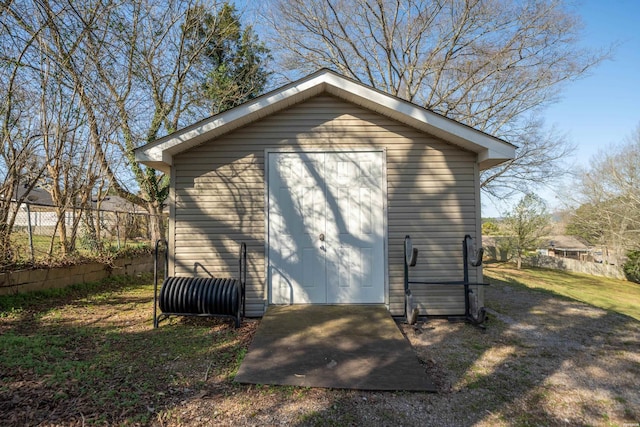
135 69 515 318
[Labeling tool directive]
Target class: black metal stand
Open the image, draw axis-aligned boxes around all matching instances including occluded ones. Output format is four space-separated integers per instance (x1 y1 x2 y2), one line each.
404 234 489 327
154 239 168 329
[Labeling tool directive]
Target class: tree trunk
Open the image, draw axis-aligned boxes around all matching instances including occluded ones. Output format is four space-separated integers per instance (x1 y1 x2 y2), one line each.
96 210 104 247
56 209 70 256
147 201 166 245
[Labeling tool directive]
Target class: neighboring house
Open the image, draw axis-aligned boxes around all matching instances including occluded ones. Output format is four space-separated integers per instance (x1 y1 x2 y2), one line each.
11 186 145 236
541 235 592 261
135 69 516 317
92 195 140 213
11 185 67 232
12 184 142 214
90 195 153 241
484 234 595 263
14 185 55 207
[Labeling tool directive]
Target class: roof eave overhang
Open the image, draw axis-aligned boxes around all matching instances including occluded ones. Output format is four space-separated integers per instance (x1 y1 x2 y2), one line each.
134 69 516 173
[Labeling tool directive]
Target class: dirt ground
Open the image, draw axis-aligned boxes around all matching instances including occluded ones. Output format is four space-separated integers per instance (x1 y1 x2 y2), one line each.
1 275 639 426
169 281 640 427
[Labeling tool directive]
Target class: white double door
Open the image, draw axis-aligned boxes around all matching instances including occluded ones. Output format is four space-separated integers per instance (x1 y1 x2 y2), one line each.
268 151 385 304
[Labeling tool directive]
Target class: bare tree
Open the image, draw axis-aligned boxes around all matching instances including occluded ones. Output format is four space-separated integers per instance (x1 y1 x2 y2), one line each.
567 124 640 263
2 0 269 246
78 0 269 243
0 97 46 264
1 1 110 259
0 8 49 265
40 82 102 256
263 0 608 197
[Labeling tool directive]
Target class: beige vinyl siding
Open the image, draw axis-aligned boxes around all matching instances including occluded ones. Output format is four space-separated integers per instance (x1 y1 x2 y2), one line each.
172 94 480 317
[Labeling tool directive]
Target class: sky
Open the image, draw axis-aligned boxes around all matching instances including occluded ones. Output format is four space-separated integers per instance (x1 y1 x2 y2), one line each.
483 0 640 217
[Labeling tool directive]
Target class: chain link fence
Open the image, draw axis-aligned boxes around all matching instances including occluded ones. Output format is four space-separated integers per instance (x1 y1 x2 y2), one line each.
8 200 164 265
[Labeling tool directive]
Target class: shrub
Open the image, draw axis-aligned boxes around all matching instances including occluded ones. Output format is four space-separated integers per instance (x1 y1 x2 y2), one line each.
623 250 640 283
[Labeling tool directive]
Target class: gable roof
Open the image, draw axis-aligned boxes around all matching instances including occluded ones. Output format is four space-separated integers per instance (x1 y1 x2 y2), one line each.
135 69 516 173
545 235 590 251
12 185 54 206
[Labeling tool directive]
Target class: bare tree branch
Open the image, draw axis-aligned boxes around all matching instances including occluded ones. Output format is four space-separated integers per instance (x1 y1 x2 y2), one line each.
263 0 611 197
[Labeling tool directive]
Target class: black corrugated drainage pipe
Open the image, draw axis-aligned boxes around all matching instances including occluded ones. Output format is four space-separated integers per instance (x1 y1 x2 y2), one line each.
153 241 246 328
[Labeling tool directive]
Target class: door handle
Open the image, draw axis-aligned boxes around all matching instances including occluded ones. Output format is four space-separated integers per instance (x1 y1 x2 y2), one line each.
319 233 325 241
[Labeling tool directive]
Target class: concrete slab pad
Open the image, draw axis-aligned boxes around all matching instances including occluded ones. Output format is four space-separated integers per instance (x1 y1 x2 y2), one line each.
235 305 436 391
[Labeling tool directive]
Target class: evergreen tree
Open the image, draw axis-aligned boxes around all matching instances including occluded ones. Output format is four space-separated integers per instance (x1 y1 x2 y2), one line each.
188 3 271 115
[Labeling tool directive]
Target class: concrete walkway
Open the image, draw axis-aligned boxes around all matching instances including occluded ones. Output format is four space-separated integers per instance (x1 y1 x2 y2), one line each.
235 305 436 391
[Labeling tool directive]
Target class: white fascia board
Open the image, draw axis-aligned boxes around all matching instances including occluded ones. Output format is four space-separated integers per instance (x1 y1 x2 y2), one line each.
478 148 514 171
135 69 516 171
134 73 329 168
161 79 322 156
321 73 516 165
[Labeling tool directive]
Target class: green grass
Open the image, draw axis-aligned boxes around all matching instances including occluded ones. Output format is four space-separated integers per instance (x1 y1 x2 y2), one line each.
1 265 638 425
0 274 251 425
0 274 140 315
485 264 640 321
